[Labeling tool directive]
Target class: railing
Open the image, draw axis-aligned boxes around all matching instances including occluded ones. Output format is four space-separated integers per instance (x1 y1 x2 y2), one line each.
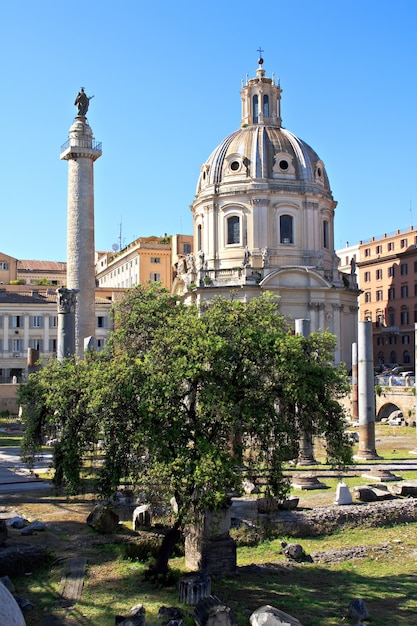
381 326 400 334
375 375 415 387
360 225 416 245
60 138 102 152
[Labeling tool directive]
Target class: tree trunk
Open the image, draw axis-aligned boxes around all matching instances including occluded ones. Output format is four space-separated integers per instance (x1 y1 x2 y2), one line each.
152 520 182 576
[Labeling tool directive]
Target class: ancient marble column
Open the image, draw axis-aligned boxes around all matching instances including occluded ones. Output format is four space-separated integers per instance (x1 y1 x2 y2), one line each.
356 320 379 459
60 95 102 357
295 318 317 465
56 287 78 361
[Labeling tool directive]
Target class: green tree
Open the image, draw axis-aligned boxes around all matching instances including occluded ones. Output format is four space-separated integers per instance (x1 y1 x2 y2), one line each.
19 356 101 494
19 286 352 575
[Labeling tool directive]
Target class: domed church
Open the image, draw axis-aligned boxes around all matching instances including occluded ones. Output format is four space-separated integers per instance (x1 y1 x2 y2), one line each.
173 56 359 368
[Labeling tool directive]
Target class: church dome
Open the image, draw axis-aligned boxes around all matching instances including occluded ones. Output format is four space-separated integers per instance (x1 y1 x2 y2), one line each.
195 57 332 202
190 57 338 276
196 125 331 198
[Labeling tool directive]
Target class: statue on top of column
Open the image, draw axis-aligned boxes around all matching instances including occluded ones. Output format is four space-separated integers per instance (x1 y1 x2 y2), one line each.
74 88 94 117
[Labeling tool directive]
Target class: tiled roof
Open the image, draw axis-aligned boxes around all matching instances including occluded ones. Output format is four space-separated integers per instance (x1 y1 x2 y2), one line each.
0 291 57 304
0 290 112 306
17 260 66 272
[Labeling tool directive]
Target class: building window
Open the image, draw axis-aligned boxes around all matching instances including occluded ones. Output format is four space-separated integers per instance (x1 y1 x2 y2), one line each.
253 94 258 123
10 338 22 352
376 290 383 301
263 94 269 117
365 248 371 257
150 273 161 282
323 221 329 248
184 243 192 254
401 285 409 298
376 245 382 254
388 287 395 300
414 308 417 323
401 263 408 275
280 215 293 244
376 312 384 327
227 216 240 244
402 335 410 344
388 242 394 251
390 350 397 363
49 338 57 353
376 269 383 280
401 238 408 248
50 316 58 328
151 257 161 264
11 316 22 328
400 309 409 325
403 350 411 364
364 292 371 303
0 262 9 270
97 338 106 351
29 338 42 351
388 308 395 325
389 337 397 346
364 271 371 282
32 316 42 328
377 336 384 345
97 316 104 328
388 266 395 277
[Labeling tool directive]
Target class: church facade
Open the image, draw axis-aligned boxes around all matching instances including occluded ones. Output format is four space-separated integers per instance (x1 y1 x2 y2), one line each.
173 58 359 368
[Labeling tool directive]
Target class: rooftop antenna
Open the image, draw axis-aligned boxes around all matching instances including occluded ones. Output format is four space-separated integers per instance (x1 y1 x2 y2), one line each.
118 219 123 251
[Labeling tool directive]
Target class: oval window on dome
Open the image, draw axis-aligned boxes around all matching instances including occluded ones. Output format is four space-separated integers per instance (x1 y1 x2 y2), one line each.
279 160 289 171
230 161 240 171
317 167 322 177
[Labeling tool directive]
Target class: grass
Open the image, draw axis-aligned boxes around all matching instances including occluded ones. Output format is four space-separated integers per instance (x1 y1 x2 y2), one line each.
3 420 417 625
14 520 417 626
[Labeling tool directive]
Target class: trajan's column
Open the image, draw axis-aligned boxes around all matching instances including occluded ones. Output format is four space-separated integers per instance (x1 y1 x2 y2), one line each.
60 89 102 357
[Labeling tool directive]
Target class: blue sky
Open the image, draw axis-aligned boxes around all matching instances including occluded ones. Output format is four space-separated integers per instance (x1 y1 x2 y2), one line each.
1 1 417 261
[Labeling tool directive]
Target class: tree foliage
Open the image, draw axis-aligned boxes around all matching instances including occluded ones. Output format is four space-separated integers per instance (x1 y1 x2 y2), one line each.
19 285 352 520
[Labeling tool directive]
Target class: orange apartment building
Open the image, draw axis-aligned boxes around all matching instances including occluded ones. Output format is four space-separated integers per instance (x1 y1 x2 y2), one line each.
357 226 417 369
95 234 193 290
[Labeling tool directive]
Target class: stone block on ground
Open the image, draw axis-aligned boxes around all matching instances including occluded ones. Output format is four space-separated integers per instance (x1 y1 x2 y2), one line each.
0 544 51 577
86 504 119 533
0 581 26 626
115 604 146 625
194 595 237 626
250 605 304 626
348 598 368 623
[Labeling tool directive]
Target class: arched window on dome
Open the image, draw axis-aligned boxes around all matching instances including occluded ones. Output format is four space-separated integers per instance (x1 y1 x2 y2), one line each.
263 95 269 118
197 225 202 251
253 95 258 123
227 215 240 245
323 220 329 249
280 215 293 244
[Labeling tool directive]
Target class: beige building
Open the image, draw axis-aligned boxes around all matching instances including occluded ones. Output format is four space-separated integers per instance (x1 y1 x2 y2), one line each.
0 253 18 284
173 57 359 369
0 252 67 286
17 259 66 286
96 234 193 290
0 285 121 382
357 226 417 369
